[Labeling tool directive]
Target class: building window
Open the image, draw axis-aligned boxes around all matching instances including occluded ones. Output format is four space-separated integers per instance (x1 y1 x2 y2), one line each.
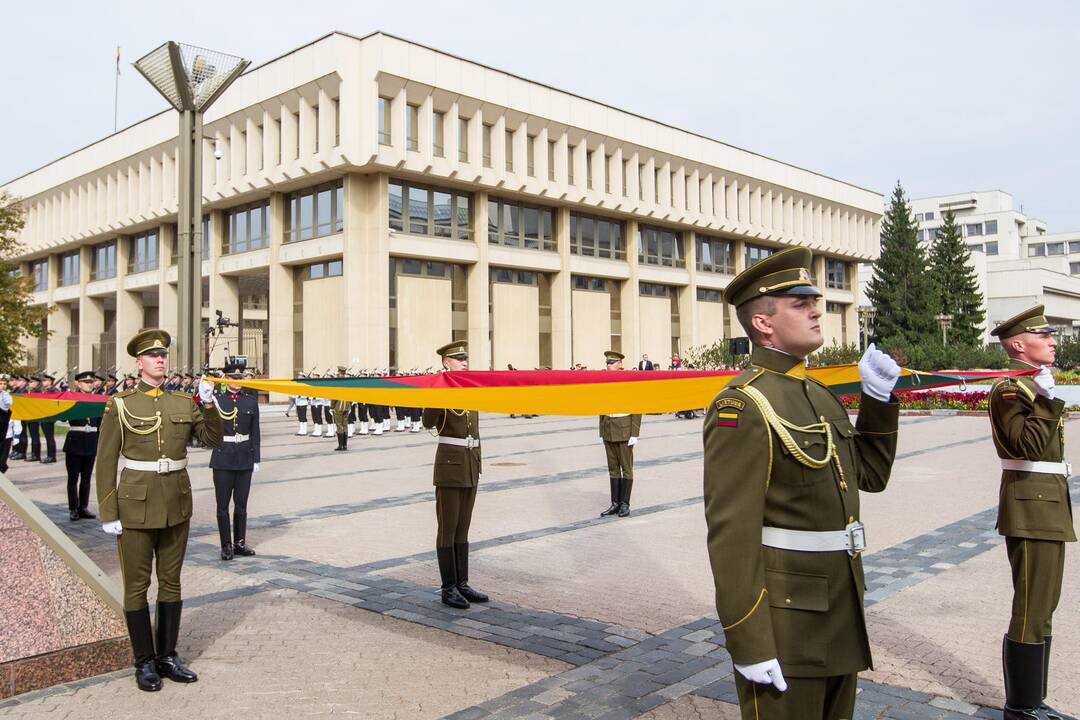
696 235 735 274
432 111 445 157
92 242 117 280
825 259 850 290
925 211 935 221
573 275 608 292
917 229 925 242
745 243 774 267
986 241 999 255
569 213 625 260
378 97 392 145
30 260 47 292
458 118 468 162
1070 241 1080 253
285 179 344 243
1071 262 1080 275
406 104 419 152
304 259 343 280
129 231 159 273
488 198 555 251
482 124 492 168
965 223 984 236
59 251 79 287
697 287 722 302
388 179 472 241
639 282 671 298
914 212 924 222
638 225 684 268
968 243 984 253
490 267 538 285
527 135 536 177
505 129 514 172
224 201 270 254
1047 242 1065 255
1029 244 1046 257
985 219 998 235
547 141 556 181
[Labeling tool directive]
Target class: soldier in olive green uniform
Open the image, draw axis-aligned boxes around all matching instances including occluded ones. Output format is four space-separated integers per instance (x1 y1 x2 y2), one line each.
598 351 642 518
96 329 223 693
332 366 351 451
703 249 901 720
988 306 1076 720
421 341 489 609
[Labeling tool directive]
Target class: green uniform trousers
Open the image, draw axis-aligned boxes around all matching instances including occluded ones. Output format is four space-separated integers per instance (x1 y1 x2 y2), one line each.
603 440 634 479
735 672 856 720
334 409 348 434
117 521 190 611
436 486 476 548
1006 537 1066 643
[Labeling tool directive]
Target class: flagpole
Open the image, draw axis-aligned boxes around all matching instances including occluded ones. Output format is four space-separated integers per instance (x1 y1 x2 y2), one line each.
113 46 120 133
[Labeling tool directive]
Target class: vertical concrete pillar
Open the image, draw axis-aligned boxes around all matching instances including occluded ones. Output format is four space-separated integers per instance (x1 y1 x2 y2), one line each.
550 206 573 369
77 245 102 370
343 173 390 368
114 235 141 375
208 210 239 367
468 192 491 369
267 192 294 396
158 224 179 372
681 231 698 352
621 220 640 361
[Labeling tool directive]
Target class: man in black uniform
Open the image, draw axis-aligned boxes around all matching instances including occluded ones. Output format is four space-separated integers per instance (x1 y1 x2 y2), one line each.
24 374 43 462
209 369 261 561
9 375 28 460
65 371 102 521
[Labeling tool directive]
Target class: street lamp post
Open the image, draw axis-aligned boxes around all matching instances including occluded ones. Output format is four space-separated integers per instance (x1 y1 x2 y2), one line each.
858 305 877 350
936 313 953 346
133 42 249 371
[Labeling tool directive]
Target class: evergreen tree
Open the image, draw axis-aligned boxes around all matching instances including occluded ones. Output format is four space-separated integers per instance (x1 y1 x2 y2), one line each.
866 182 940 344
0 193 51 368
928 209 985 346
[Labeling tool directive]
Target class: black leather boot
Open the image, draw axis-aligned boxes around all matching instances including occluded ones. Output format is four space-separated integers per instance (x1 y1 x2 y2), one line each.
436 546 469 609
78 507 96 519
155 601 198 683
217 512 233 561
1041 637 1076 720
124 607 161 692
618 478 633 517
600 477 621 517
1003 635 1049 719
334 432 347 451
455 542 488 603
233 511 255 556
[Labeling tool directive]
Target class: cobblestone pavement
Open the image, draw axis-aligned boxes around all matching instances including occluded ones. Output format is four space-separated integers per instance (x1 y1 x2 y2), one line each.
2 411 1078 718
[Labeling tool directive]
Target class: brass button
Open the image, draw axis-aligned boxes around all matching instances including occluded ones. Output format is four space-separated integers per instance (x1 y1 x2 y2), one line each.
1038 494 1043 499
784 598 792 605
803 440 810 447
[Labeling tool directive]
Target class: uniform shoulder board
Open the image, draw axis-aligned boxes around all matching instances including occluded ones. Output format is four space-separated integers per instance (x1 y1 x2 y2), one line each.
170 389 194 398
731 368 765 388
114 388 137 398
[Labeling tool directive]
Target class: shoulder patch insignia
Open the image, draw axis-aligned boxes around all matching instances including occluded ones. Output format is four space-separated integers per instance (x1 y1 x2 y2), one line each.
716 412 740 428
716 397 746 411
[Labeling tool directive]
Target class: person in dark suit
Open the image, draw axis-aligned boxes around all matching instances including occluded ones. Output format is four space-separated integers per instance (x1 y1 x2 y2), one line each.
64 371 102 521
637 354 654 371
209 369 261 561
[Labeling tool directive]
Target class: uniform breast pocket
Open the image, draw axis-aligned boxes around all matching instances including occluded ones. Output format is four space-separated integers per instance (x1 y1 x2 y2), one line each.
117 483 148 525
781 434 832 487
435 446 463 466
765 569 829 667
1013 479 1063 530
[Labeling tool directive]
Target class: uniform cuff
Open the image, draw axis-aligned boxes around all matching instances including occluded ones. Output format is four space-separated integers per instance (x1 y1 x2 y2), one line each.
855 392 900 435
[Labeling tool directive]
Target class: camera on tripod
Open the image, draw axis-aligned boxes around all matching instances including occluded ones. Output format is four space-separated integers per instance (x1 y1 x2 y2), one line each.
213 309 239 334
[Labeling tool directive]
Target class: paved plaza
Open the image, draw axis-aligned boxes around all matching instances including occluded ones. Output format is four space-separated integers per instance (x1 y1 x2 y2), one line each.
2 409 1079 719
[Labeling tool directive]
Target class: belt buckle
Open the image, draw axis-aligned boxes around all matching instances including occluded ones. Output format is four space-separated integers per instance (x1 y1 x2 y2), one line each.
846 521 866 556
467 437 477 450
157 459 170 474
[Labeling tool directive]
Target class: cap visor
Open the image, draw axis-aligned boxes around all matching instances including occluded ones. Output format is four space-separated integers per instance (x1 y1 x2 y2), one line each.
770 284 822 297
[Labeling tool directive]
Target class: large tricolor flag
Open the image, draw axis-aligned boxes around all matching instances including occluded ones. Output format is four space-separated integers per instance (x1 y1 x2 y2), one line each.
10 366 1029 422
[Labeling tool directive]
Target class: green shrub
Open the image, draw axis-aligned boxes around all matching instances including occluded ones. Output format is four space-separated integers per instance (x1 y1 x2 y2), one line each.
808 342 862 367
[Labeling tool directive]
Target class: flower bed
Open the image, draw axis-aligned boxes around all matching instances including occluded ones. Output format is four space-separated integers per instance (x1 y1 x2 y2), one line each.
840 389 1080 412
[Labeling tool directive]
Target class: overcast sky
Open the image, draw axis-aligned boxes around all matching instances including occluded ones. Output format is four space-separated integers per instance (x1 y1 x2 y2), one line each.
3 1 1078 228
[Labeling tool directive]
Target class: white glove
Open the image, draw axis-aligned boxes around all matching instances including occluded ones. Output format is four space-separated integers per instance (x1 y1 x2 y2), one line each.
1034 365 1055 400
102 520 123 536
734 658 787 692
198 379 216 405
253 463 260 473
627 436 638 447
858 343 901 402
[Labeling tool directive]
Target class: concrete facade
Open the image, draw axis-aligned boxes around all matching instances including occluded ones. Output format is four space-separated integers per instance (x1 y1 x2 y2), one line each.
3 31 881 379
858 190 1080 343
